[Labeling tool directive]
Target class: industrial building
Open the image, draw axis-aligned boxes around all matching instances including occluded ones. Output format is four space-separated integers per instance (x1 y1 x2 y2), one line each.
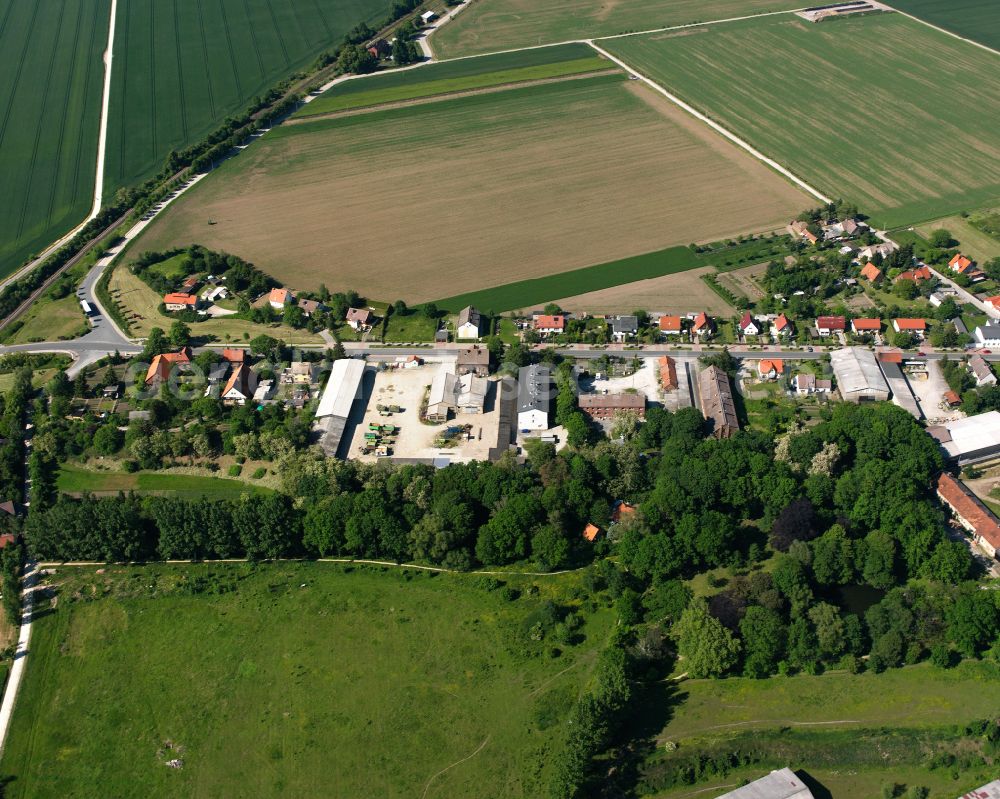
313 358 367 457
936 472 1000 560
578 392 646 421
699 365 739 439
929 411 1000 465
876 354 921 419
829 347 889 403
959 779 1000 798
715 768 814 799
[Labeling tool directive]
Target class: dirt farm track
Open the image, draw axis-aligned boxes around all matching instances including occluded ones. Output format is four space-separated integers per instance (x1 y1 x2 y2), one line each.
131 74 808 304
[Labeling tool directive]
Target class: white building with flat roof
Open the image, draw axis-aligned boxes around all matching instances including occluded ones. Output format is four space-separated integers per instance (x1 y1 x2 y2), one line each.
715 768 814 799
314 358 367 457
959 780 1000 798
929 410 1000 465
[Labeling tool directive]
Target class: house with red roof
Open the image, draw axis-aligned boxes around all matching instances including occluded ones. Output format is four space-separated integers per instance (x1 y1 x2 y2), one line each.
163 292 200 312
659 356 679 391
895 266 932 283
691 312 714 339
659 315 683 336
851 318 882 335
738 312 760 337
893 318 927 339
949 253 975 274
268 287 294 310
860 262 882 282
984 296 1000 316
758 359 784 380
937 472 1000 559
611 501 637 524
771 313 793 338
145 347 193 385
534 314 565 336
815 316 846 336
583 523 602 542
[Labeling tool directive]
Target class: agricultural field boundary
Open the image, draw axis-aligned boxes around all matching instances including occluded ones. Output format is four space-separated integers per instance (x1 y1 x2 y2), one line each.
588 41 832 206
880 1 1000 57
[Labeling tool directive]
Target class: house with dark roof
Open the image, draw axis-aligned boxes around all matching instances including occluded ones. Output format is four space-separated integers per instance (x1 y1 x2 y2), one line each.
457 306 485 339
968 355 996 387
700 365 739 439
609 315 639 342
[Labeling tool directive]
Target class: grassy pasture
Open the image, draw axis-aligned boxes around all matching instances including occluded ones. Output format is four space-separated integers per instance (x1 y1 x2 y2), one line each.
0 562 613 798
57 464 274 499
104 0 395 193
889 0 1000 52
430 0 804 58
133 74 807 303
916 215 1000 264
603 13 1000 228
296 42 610 116
0 0 109 278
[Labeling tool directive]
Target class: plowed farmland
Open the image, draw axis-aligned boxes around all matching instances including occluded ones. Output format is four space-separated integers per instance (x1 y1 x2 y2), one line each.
430 0 805 59
603 13 1000 228
132 72 808 303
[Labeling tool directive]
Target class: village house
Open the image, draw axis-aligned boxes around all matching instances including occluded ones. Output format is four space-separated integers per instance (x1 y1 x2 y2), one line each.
659 315 683 336
949 253 975 274
457 344 490 377
393 354 423 369
517 364 552 431
582 523 601 543
896 266 932 283
851 318 882 336
163 292 200 312
284 362 319 385
534 314 565 336
145 347 192 385
268 287 294 310
456 306 485 339
984 296 1000 317
857 242 898 262
771 313 793 338
253 379 275 404
859 262 882 282
609 315 639 342
944 389 962 408
659 356 678 391
738 312 760 337
794 373 831 396
691 312 714 340
787 219 818 245
969 355 997 387
346 307 373 331
611 500 636 525
578 392 646 421
937 472 1000 560
222 364 252 405
221 348 246 364
296 298 326 317
976 324 1000 347
815 316 846 337
758 359 784 380
892 318 926 339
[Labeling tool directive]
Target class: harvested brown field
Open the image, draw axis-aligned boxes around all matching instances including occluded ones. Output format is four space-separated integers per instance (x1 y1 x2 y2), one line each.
553 266 732 315
133 74 809 303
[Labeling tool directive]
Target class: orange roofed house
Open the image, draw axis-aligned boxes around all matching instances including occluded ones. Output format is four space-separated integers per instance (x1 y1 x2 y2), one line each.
896 266 932 283
758 359 784 380
893 318 927 339
851 318 882 335
659 315 683 336
163 292 199 312
691 312 714 339
860 262 882 282
268 288 294 310
949 253 975 274
937 472 1000 559
659 356 678 391
145 347 193 385
534 314 565 336
583 523 601 542
771 313 793 338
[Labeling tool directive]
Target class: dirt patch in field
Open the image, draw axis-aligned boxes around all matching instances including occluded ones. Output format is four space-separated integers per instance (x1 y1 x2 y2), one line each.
553 266 732 315
717 262 768 301
134 78 808 303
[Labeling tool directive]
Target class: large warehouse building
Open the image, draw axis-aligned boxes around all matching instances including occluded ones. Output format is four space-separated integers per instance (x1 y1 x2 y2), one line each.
715 768 814 799
313 358 367 457
829 347 889 403
929 411 1000 465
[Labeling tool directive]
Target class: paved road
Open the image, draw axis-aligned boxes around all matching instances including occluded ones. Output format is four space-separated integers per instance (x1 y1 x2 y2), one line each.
927 265 996 320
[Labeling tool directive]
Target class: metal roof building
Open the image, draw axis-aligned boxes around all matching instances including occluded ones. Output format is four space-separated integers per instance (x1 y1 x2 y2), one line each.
313 358 367 457
518 364 552 431
715 768 814 799
929 411 1000 465
829 347 889 403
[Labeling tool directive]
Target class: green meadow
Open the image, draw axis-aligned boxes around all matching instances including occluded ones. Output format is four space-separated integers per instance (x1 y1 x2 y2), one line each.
57 464 274 500
0 562 613 798
890 0 1000 52
604 13 1000 228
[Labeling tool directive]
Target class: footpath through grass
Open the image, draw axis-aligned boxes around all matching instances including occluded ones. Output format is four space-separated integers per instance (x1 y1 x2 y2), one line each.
0 562 613 798
297 43 611 116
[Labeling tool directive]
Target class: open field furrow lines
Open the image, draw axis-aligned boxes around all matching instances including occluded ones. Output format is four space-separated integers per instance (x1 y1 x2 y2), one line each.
217 0 245 100
147 4 157 159
44 0 85 227
14 0 66 239
194 0 216 117
0 1 41 151
240 0 267 79
881 0 1000 57
171 0 189 140
263 0 291 67
113 0 130 184
0 0 14 49
306 0 332 39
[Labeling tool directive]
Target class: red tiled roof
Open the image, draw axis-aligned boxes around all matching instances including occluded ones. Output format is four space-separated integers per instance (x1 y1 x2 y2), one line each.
659 315 682 332
860 263 882 281
852 318 881 331
659 356 678 390
145 348 192 383
583 523 601 542
894 318 926 331
759 359 784 375
692 312 711 331
877 351 903 364
611 501 636 524
944 390 962 406
816 316 846 330
163 292 197 306
739 312 754 330
221 348 246 363
773 313 791 332
937 472 1000 553
950 253 974 272
535 314 565 330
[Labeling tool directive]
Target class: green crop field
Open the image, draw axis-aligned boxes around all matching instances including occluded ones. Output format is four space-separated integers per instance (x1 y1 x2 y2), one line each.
430 0 804 58
890 0 1000 52
57 464 275 499
103 0 394 193
604 13 1000 228
0 0 110 279
0 562 613 798
296 43 611 117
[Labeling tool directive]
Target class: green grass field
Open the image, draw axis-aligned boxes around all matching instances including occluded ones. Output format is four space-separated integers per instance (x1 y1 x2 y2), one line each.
297 43 611 117
890 0 1000 52
57 464 274 499
103 0 394 193
604 13 1000 228
430 0 804 58
0 562 613 798
433 237 793 313
0 0 110 279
